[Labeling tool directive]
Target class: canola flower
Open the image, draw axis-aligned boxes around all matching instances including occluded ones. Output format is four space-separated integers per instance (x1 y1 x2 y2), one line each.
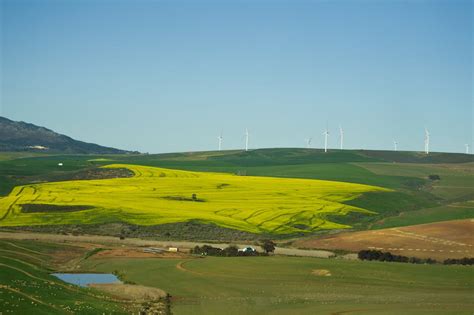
0 164 390 234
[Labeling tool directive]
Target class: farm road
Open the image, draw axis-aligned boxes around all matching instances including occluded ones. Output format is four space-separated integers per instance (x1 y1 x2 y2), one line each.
0 231 335 258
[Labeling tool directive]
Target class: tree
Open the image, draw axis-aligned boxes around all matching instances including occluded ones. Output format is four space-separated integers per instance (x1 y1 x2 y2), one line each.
260 239 276 254
223 245 239 257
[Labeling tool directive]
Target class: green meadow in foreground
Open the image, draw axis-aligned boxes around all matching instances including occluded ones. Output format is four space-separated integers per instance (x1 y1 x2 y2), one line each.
0 164 387 234
82 254 474 315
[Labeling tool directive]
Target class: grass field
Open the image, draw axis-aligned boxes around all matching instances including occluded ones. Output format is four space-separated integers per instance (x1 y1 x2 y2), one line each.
0 164 388 234
82 253 474 315
3 237 472 315
0 240 130 314
373 201 474 229
356 162 474 201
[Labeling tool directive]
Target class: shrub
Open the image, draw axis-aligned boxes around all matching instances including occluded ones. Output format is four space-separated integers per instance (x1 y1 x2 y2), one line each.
358 249 438 264
444 257 474 265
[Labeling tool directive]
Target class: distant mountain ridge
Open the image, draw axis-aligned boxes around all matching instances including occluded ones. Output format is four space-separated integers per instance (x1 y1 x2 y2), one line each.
0 116 133 154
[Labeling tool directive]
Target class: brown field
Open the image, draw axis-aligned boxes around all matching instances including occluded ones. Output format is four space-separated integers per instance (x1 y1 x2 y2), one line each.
294 219 474 260
88 283 166 301
94 247 186 259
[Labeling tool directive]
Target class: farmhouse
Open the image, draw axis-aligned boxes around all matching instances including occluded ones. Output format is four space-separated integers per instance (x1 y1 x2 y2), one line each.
238 246 256 253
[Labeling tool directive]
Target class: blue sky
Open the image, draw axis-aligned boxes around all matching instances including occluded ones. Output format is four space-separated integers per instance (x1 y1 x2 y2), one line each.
1 0 472 153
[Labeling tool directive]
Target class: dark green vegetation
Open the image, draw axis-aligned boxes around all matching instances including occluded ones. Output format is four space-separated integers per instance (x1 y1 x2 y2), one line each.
190 244 262 256
0 116 132 154
358 249 437 264
359 249 474 265
82 252 474 315
0 240 130 314
0 148 472 236
4 221 266 241
20 204 93 213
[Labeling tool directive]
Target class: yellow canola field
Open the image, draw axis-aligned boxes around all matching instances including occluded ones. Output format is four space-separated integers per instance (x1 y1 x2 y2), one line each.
0 164 389 234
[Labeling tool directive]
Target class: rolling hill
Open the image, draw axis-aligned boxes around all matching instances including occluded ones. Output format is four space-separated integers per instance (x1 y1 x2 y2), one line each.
0 116 132 154
0 164 388 233
0 146 472 238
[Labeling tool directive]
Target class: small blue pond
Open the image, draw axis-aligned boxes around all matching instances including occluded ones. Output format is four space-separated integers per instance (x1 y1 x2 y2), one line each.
52 273 121 287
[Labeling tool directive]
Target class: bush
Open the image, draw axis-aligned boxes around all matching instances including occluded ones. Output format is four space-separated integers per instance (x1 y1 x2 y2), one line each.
191 244 262 257
358 249 438 264
444 257 474 265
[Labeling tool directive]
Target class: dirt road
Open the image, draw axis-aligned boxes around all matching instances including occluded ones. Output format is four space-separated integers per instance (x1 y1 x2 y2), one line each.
0 231 334 258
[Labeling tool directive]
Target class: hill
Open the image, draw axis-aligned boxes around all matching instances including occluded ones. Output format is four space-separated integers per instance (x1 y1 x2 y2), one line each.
0 116 132 154
0 148 472 238
0 164 388 234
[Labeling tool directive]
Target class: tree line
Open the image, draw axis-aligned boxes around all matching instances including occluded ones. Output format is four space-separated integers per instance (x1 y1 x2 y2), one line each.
358 250 473 265
358 249 437 264
191 240 276 257
443 257 474 265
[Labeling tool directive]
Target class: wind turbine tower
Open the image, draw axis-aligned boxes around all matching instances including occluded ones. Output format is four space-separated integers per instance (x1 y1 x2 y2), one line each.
217 132 223 151
305 137 312 148
466 144 470 154
394 140 398 151
339 126 344 150
245 128 249 151
424 128 430 154
323 127 329 153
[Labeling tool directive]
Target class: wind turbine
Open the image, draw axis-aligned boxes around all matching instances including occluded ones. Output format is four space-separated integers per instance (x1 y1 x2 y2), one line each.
244 128 249 151
465 144 470 154
339 126 344 150
323 127 329 153
305 137 312 148
393 140 398 151
217 132 223 151
424 128 430 154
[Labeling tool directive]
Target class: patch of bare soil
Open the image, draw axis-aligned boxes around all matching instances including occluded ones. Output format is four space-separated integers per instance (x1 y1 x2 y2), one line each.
295 219 474 260
89 284 170 315
89 283 166 301
94 248 186 259
311 269 331 276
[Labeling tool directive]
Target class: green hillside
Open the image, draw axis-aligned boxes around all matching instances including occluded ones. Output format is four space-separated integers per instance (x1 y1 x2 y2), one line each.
0 240 131 314
0 149 472 235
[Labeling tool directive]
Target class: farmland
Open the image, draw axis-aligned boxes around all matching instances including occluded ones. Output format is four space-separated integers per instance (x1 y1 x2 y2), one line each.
0 164 387 234
0 149 472 315
1 237 472 315
294 218 474 260
81 249 474 315
0 149 472 237
0 239 132 314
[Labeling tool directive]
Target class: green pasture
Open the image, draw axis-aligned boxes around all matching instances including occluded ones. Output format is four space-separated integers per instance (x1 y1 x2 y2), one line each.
373 201 474 229
82 254 474 315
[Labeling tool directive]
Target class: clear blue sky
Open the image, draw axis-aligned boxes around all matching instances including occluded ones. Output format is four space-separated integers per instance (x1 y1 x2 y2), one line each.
1 0 472 153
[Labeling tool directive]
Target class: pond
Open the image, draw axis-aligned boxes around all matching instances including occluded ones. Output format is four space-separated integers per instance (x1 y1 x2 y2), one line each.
52 273 121 287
